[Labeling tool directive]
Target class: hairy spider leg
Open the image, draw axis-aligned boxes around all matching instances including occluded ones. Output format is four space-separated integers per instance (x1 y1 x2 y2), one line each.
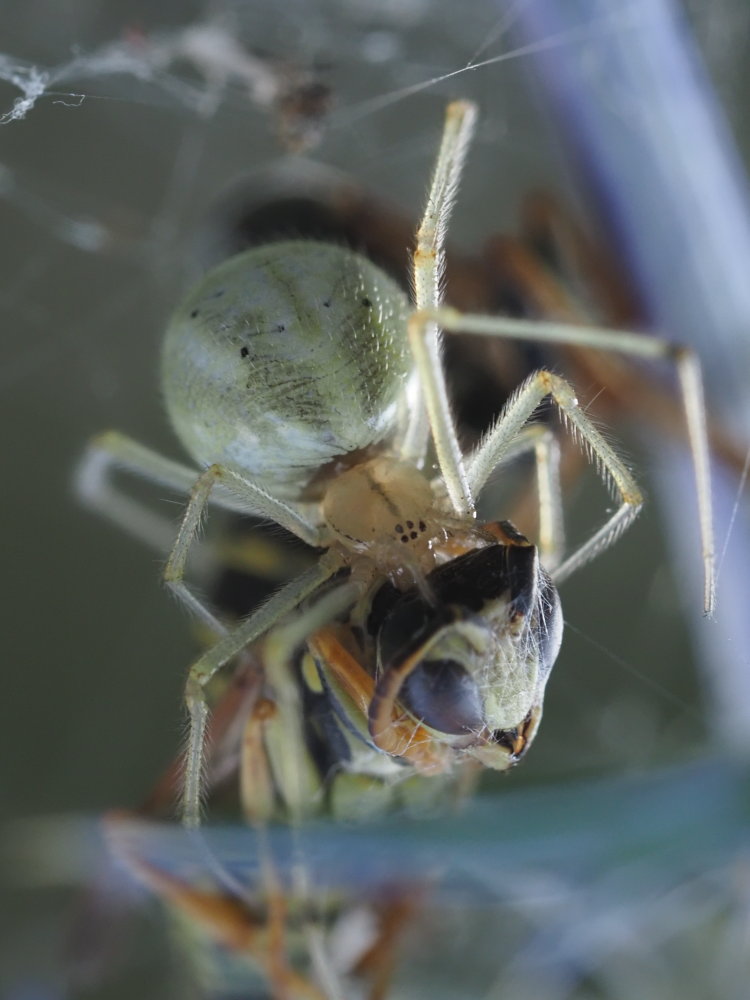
182 567 359 824
76 430 321 558
398 99 477 499
482 422 565 570
410 306 714 612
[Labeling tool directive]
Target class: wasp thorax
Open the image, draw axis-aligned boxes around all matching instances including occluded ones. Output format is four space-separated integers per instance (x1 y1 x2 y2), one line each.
322 457 440 571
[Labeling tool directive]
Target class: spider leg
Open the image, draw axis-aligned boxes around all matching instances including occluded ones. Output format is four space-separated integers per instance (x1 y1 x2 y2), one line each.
399 99 477 511
77 431 338 826
77 436 324 632
477 368 643 578
76 430 321 551
76 431 210 553
486 423 564 571
411 307 715 612
181 565 355 826
163 463 320 631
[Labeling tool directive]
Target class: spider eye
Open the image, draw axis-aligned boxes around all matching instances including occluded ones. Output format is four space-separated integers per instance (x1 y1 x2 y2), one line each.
401 658 484 735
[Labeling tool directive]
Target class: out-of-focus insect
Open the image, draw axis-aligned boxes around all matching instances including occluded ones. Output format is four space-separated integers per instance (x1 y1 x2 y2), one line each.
76 100 715 836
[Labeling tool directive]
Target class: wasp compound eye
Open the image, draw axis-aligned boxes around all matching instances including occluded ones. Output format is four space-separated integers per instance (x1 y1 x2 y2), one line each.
401 658 484 734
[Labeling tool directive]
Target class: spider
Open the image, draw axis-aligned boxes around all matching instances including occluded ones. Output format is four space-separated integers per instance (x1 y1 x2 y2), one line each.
77 101 714 827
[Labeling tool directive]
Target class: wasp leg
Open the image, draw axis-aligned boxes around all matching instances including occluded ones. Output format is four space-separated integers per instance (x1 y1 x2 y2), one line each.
108 845 327 1000
354 885 427 1000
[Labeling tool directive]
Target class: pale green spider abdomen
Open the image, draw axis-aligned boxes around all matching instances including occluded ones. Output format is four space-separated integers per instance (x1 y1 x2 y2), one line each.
162 241 413 500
